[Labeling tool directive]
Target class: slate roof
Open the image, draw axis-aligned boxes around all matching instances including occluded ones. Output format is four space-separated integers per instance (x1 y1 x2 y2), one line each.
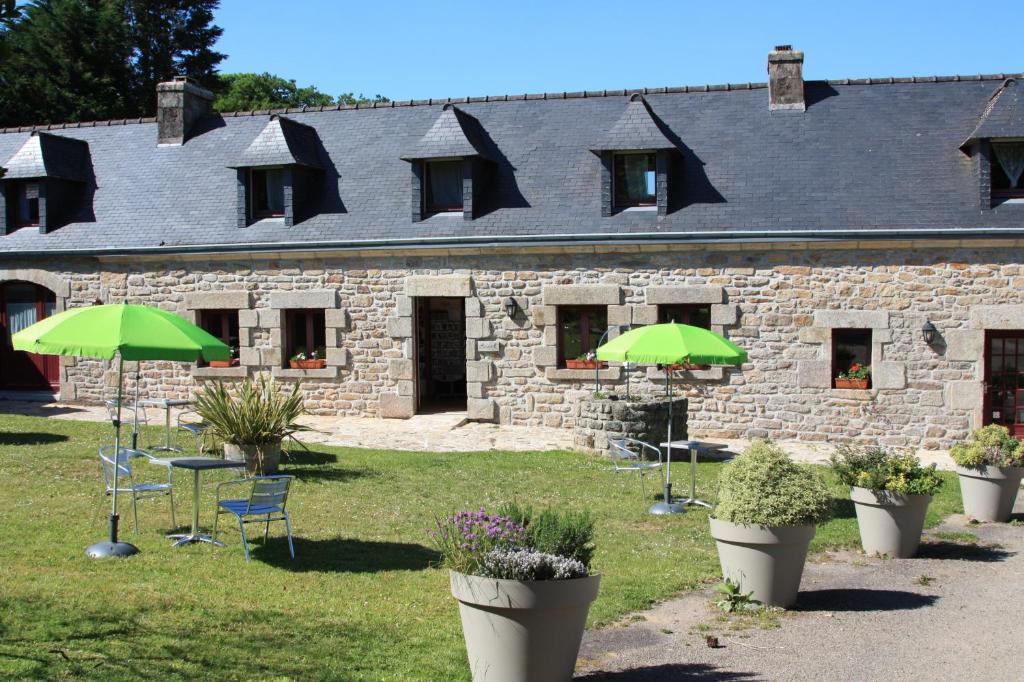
231 115 323 169
591 95 675 151
1 74 1023 256
401 105 491 160
962 78 1024 148
2 131 91 182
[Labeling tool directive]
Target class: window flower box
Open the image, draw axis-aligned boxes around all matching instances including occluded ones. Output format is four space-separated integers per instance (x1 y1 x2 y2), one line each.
834 378 869 390
209 358 240 368
665 362 711 372
566 359 607 370
290 359 327 370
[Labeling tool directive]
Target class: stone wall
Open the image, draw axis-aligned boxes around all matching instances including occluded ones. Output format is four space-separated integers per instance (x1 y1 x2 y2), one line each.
573 397 688 453
5 239 1024 449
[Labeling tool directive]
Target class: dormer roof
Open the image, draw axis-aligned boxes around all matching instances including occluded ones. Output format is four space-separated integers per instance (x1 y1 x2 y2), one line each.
2 131 91 182
232 115 323 169
961 78 1024 150
402 105 491 161
591 95 675 152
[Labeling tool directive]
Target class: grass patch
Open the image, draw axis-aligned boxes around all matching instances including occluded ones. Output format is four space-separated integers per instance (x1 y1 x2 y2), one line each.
931 530 980 545
0 413 962 680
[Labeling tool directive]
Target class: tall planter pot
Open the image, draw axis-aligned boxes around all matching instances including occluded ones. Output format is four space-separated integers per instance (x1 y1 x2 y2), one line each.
708 518 815 608
849 487 931 558
955 465 1024 522
449 571 601 682
223 441 282 475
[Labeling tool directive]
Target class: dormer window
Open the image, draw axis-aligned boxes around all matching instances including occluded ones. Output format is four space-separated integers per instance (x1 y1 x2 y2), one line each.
424 160 464 214
250 168 285 218
992 143 1024 199
13 182 40 227
613 153 656 209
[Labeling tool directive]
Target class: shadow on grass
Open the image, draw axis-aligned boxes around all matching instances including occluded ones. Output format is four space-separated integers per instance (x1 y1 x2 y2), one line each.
282 449 338 466
830 497 856 520
250 537 440 573
794 588 937 612
916 540 1014 562
576 663 761 680
0 431 69 446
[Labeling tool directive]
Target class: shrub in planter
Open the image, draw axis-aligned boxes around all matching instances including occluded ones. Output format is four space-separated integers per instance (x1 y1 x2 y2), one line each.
950 424 1024 522
193 377 309 475
831 445 942 557
710 440 832 607
432 506 600 682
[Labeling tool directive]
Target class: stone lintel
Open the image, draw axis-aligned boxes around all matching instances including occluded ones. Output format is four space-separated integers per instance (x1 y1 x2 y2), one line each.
185 291 251 310
813 309 889 329
542 284 621 306
645 285 724 305
406 274 472 298
969 305 1024 330
270 289 337 309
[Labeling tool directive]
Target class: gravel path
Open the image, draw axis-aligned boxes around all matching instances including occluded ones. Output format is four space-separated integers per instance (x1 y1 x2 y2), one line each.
576 504 1024 681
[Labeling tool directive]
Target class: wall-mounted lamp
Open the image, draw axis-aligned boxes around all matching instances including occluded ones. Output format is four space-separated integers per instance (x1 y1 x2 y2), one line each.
921 321 937 345
505 297 519 319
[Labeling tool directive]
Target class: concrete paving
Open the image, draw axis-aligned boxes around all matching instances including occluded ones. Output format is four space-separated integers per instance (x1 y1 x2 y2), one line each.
576 504 1024 681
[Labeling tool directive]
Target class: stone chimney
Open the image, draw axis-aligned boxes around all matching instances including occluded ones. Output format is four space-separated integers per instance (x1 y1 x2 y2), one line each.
156 76 214 146
767 45 805 111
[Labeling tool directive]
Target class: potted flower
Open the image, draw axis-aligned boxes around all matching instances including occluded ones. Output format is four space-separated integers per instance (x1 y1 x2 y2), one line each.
950 424 1024 522
432 504 600 682
834 362 870 389
831 445 943 557
193 377 309 475
566 353 607 370
209 346 239 368
289 347 327 370
709 440 832 608
665 362 711 371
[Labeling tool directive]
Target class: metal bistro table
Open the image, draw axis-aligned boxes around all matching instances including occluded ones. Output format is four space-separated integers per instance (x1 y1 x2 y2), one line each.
140 398 192 452
167 457 240 547
659 440 728 509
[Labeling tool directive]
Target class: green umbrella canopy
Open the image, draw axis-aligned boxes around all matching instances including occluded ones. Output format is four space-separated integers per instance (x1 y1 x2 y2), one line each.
11 304 231 362
595 323 747 366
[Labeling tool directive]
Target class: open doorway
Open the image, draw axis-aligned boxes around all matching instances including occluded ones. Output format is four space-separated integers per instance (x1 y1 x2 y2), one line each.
414 297 467 412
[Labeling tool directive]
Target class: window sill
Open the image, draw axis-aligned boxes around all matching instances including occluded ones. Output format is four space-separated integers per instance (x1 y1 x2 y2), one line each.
616 206 657 213
545 367 622 382
829 388 876 399
192 366 248 378
993 197 1024 206
271 366 339 380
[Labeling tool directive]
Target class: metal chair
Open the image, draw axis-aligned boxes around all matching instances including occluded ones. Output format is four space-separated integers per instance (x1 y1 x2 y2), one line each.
176 409 210 454
213 476 296 562
98 446 176 534
607 437 664 500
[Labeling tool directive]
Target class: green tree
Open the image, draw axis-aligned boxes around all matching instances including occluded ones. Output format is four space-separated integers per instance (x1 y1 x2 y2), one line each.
214 72 335 112
123 0 225 115
337 92 390 106
0 0 135 127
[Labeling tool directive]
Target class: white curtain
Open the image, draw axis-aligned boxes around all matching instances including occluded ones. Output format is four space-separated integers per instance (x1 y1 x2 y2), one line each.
6 302 37 335
994 143 1024 188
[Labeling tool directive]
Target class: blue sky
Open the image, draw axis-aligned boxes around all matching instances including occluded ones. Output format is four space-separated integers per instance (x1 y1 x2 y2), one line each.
215 1 1023 102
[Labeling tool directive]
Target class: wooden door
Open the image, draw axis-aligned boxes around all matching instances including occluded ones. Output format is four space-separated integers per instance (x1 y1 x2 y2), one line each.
0 282 59 390
983 331 1024 430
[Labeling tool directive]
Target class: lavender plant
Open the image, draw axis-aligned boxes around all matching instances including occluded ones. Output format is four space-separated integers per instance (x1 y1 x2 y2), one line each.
431 508 526 575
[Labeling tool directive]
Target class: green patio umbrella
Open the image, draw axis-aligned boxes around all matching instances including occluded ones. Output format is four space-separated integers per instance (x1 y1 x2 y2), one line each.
596 324 747 515
12 304 231 558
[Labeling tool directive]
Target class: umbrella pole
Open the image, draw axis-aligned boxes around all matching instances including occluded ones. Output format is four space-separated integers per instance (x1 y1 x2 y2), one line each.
132 365 140 450
649 366 685 515
86 353 139 557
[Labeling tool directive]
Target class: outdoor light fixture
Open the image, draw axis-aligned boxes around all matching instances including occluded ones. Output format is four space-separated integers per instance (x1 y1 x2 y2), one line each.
505 297 518 318
922 321 937 345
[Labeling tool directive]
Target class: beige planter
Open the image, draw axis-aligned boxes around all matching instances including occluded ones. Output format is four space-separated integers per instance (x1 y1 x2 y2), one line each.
955 465 1024 522
849 487 931 558
223 441 281 475
709 518 815 608
449 571 600 682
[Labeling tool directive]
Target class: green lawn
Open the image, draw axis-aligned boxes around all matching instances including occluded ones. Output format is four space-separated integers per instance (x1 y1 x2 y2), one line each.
0 413 962 680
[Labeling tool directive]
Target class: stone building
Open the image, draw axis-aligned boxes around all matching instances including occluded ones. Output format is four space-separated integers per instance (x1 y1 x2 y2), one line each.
1 47 1023 449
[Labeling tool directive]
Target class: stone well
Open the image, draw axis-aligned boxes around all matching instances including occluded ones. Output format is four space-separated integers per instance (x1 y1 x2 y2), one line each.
573 396 688 454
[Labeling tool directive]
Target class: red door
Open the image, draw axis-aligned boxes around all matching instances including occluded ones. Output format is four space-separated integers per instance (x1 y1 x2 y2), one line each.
0 282 59 391
983 331 1024 434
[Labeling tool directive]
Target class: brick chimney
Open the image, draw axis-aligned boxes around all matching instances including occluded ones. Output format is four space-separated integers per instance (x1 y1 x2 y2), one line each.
156 76 213 146
767 45 805 111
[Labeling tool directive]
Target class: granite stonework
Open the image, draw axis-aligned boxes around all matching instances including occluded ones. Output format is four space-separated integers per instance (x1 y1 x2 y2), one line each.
573 397 688 454
6 240 1024 449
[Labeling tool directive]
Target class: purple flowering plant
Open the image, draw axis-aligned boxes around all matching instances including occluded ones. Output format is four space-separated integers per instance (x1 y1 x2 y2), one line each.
430 507 527 575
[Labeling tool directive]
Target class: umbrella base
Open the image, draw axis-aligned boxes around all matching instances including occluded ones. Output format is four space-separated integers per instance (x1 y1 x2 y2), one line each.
85 540 140 558
649 500 687 515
